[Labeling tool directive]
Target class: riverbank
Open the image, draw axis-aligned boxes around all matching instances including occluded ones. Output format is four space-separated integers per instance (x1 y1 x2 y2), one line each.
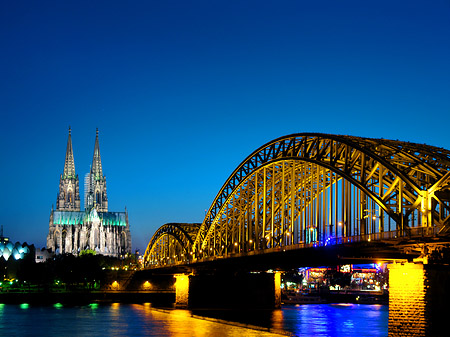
0 289 388 306
0 290 175 305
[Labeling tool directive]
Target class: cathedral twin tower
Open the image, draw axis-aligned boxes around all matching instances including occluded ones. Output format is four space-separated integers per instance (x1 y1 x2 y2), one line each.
47 128 131 257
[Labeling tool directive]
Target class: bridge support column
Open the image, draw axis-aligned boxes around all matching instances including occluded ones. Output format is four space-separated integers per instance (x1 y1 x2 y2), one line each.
388 262 450 336
186 271 280 309
174 274 189 308
274 271 281 308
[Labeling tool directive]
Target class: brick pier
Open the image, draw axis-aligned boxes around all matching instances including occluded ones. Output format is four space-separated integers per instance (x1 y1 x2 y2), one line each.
388 262 450 336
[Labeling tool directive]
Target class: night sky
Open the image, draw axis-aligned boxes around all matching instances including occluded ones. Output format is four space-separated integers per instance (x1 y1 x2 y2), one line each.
1 1 449 252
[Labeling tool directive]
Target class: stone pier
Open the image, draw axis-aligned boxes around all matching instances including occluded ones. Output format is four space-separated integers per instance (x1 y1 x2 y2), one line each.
388 262 450 337
174 271 281 309
174 274 189 308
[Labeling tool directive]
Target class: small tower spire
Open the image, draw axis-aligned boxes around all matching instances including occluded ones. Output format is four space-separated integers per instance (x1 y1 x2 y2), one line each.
91 128 103 180
57 127 80 211
63 126 76 179
89 128 108 212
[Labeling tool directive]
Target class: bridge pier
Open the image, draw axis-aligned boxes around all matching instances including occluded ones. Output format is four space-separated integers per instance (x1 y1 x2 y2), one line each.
174 271 281 309
388 261 450 336
174 274 189 308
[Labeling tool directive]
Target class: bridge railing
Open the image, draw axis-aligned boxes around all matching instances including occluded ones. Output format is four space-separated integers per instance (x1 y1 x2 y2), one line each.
408 226 438 237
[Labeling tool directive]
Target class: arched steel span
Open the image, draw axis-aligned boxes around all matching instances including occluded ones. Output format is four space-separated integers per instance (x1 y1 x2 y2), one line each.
144 223 200 267
145 133 450 267
194 133 450 251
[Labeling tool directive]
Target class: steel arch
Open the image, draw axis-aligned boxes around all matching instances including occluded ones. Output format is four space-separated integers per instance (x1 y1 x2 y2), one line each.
193 133 450 253
143 223 200 266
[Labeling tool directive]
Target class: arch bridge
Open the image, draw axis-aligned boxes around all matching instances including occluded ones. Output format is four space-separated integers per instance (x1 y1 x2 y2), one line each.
144 133 450 268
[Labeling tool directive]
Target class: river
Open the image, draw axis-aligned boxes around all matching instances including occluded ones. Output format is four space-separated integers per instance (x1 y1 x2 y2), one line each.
0 302 388 336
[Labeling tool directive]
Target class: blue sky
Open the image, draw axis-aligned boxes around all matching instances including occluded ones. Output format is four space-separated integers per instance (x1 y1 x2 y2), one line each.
1 1 449 252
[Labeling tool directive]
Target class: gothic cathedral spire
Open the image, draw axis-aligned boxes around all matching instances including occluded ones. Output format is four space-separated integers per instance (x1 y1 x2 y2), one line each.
91 128 103 180
56 127 81 211
85 128 108 212
63 127 76 179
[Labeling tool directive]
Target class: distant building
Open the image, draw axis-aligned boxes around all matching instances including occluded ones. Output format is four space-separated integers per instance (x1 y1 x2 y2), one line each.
35 247 54 263
46 128 131 257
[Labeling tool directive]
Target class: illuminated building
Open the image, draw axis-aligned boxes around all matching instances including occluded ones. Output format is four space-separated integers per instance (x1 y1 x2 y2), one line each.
0 241 32 261
46 128 131 257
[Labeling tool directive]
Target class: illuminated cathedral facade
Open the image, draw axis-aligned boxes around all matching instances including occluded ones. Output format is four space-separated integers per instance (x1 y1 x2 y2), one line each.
47 128 131 257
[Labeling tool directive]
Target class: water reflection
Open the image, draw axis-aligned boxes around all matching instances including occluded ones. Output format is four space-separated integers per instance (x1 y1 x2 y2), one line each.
0 303 387 336
132 305 280 336
271 309 284 331
89 303 99 309
278 304 388 337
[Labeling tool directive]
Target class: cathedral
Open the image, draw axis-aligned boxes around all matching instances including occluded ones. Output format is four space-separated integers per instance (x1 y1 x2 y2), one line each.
46 128 132 257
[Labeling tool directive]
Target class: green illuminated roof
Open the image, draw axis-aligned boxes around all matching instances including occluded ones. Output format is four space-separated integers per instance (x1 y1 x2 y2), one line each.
100 212 127 226
53 210 127 226
53 211 84 225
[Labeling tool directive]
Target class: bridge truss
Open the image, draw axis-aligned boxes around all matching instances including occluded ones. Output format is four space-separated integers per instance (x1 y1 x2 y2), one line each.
144 133 450 267
144 223 200 267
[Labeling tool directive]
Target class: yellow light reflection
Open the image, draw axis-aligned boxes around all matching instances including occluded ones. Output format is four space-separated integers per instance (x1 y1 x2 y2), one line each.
271 309 284 331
